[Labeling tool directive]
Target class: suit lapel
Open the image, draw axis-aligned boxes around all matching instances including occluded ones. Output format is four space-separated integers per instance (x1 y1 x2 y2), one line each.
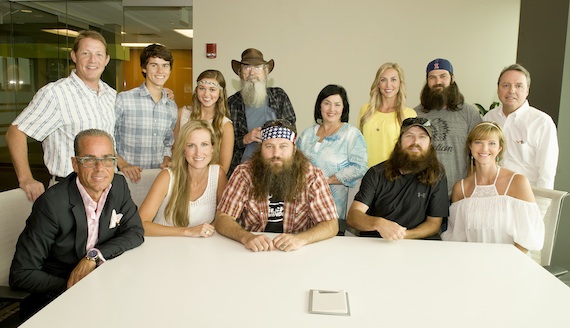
69 177 88 258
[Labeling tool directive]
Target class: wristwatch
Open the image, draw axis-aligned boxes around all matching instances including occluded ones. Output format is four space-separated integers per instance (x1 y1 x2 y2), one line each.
86 248 101 266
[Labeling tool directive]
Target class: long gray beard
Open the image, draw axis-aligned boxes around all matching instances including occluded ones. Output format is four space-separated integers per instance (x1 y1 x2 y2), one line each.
241 80 268 108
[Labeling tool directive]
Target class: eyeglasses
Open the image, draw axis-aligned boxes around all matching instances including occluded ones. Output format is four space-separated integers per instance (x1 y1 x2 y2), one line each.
242 65 265 73
75 156 117 168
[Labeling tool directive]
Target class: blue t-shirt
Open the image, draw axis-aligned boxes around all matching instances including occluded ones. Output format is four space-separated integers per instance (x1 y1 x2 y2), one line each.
242 100 277 162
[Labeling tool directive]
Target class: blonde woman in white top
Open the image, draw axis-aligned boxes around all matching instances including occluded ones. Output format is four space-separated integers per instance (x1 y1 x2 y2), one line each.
442 122 544 252
174 70 234 174
140 120 228 237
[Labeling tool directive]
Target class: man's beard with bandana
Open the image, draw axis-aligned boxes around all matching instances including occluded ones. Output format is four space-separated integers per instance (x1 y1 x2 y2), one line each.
250 150 308 202
241 75 268 108
420 82 462 111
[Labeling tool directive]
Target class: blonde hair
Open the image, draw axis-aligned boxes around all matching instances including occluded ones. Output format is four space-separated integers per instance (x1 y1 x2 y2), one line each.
359 62 407 131
466 121 506 174
164 120 219 227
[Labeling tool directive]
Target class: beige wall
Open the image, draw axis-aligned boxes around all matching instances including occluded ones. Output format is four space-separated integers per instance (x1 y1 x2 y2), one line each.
193 0 520 132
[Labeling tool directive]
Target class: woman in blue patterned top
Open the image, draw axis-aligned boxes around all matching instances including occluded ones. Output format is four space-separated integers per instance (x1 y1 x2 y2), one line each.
297 85 368 235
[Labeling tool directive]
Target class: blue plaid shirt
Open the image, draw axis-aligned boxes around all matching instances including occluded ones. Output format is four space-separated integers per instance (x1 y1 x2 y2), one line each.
114 83 177 169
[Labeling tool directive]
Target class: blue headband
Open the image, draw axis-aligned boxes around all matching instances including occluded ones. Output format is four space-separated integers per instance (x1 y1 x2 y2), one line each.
261 125 296 142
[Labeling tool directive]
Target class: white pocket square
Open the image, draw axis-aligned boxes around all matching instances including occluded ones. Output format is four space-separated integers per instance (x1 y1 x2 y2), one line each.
109 209 123 229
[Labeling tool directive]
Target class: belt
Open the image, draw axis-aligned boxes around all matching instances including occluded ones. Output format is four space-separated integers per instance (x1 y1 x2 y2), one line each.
53 176 65 182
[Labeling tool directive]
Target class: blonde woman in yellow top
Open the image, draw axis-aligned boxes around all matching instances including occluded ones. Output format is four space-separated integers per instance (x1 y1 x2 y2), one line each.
359 63 416 167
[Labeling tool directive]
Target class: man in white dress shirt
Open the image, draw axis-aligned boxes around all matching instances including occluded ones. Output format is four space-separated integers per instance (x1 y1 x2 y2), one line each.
484 64 559 189
6 30 116 201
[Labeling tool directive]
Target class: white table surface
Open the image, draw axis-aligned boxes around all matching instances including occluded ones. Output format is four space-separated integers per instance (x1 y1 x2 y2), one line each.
21 234 570 327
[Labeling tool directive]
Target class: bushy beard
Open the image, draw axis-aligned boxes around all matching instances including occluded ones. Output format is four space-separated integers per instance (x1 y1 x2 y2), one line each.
250 150 308 202
385 140 443 185
391 144 433 174
241 77 268 108
420 82 462 111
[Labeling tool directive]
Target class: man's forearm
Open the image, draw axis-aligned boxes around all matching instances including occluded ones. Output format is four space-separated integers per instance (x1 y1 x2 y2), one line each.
405 217 442 239
6 125 34 181
295 219 338 245
10 267 67 294
347 209 383 232
214 212 251 244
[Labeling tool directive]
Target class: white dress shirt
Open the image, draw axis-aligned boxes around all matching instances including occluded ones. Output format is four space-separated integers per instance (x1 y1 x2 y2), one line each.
484 100 559 189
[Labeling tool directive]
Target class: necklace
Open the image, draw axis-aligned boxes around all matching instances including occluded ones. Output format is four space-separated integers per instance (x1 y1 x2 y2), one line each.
372 108 396 132
319 122 342 141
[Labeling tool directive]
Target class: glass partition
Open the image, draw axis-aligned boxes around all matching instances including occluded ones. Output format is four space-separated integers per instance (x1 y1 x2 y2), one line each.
0 0 193 191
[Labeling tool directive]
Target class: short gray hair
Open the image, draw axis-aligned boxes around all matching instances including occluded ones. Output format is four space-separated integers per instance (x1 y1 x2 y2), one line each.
74 129 114 155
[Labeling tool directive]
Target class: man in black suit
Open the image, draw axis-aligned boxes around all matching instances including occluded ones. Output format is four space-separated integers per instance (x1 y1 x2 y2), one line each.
10 129 144 317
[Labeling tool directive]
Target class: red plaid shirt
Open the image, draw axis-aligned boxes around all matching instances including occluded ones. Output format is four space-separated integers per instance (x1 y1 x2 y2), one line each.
217 162 337 233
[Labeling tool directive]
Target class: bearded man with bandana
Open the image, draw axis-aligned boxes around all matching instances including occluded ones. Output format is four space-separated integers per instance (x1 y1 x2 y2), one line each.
215 119 338 252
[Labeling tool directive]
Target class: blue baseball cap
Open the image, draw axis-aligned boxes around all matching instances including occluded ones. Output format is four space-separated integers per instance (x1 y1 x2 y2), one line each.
426 58 453 76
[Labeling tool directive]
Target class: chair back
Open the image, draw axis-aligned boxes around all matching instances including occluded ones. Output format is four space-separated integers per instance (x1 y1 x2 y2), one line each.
0 189 33 286
345 178 361 236
531 187 568 266
120 169 162 208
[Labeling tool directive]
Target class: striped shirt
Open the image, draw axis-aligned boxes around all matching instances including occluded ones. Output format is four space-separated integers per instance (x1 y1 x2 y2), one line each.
12 70 116 177
217 161 338 233
114 83 177 169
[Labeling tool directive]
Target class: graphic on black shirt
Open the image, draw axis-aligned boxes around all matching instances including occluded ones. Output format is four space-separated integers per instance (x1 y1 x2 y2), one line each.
265 195 284 233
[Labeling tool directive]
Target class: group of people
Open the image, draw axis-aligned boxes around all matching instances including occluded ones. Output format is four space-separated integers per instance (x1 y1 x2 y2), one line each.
6 30 557 317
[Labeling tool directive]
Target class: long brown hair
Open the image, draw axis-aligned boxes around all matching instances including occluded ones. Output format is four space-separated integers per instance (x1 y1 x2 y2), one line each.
164 120 219 227
359 62 407 130
190 70 229 149
419 81 464 112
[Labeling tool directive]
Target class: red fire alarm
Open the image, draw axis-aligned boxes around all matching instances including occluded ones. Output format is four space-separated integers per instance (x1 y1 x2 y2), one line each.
206 43 217 58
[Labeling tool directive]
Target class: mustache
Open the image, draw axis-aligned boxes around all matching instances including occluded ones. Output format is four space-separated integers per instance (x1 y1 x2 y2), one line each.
406 144 422 151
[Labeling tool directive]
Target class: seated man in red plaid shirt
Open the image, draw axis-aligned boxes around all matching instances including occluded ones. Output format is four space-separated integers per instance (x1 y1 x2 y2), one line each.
215 119 338 252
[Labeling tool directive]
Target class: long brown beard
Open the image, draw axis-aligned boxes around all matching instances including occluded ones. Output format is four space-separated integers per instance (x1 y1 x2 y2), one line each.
384 142 443 186
241 78 268 108
250 149 309 201
420 82 464 111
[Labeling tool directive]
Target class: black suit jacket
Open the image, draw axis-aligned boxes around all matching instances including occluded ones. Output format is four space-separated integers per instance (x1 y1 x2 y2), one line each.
10 173 144 294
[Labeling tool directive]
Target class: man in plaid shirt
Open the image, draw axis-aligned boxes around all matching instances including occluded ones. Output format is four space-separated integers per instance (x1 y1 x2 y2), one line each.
227 48 296 177
114 44 177 183
215 119 338 252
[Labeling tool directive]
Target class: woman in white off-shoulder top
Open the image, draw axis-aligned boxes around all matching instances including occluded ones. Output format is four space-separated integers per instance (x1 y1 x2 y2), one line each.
442 121 544 253
139 120 228 237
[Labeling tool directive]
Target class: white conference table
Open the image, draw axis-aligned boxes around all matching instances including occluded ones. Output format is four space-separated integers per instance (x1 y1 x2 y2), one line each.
21 234 570 327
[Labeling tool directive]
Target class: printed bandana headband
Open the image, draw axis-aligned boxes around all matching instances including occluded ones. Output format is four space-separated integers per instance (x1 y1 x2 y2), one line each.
261 126 296 142
197 80 223 90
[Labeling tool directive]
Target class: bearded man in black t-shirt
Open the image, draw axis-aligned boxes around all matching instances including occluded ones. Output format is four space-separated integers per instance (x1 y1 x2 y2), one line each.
347 117 449 240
